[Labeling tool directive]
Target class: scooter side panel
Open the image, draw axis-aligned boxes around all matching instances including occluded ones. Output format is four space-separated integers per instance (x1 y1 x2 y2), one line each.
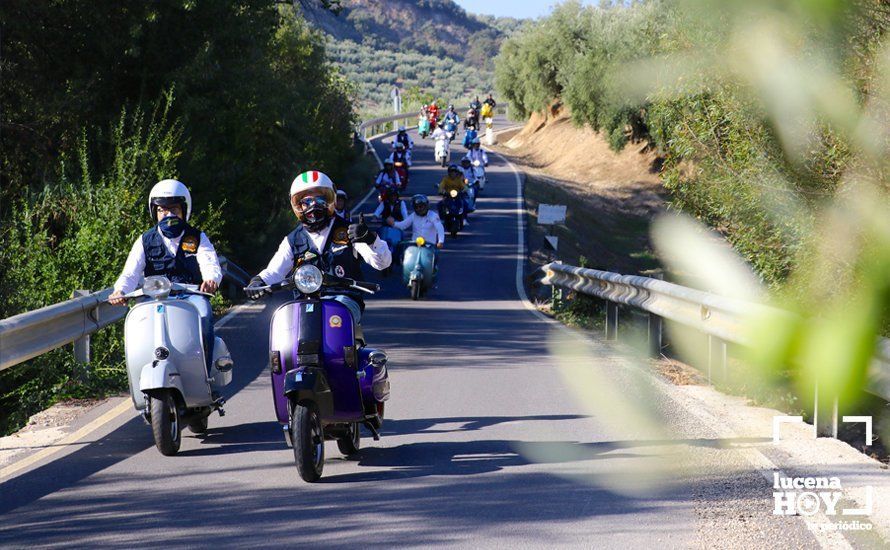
270 301 301 424
125 300 210 410
321 300 364 421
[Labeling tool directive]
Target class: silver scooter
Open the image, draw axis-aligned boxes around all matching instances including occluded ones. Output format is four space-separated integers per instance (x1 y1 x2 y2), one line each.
119 276 233 455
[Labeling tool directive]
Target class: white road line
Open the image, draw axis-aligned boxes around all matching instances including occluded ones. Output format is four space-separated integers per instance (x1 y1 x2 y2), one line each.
489 148 565 324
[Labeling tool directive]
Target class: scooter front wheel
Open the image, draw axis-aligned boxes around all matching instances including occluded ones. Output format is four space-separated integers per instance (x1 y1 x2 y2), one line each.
291 402 324 482
337 422 361 457
151 391 181 456
410 279 422 301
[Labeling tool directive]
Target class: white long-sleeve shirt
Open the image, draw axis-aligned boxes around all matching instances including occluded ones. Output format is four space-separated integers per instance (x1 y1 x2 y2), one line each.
375 170 401 188
113 229 222 293
392 212 446 245
463 149 488 166
258 220 392 285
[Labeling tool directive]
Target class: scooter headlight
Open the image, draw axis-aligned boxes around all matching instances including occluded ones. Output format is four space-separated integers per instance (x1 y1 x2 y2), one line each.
449 189 458 198
294 264 324 294
143 276 172 299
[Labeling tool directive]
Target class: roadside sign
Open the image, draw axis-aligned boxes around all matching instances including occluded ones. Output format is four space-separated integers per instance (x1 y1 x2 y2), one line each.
538 204 566 225
545 235 559 251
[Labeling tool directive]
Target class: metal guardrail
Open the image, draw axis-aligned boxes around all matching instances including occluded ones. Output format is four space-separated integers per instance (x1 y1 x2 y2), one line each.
0 256 247 372
541 262 784 347
541 260 890 434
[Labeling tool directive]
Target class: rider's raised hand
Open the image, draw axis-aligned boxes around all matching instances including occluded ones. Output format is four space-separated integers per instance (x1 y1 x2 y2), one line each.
108 290 126 306
348 214 376 244
245 276 268 301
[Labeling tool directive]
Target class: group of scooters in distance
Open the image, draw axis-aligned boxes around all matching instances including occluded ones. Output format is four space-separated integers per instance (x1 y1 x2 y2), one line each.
368 102 491 301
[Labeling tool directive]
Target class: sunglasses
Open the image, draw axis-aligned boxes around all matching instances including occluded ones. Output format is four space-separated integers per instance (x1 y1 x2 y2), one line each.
294 195 328 211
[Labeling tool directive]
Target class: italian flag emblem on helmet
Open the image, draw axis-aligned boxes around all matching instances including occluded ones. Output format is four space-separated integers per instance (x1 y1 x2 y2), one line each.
289 170 336 209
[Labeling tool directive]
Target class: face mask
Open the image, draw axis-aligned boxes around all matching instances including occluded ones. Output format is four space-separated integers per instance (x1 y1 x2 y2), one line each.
157 215 186 238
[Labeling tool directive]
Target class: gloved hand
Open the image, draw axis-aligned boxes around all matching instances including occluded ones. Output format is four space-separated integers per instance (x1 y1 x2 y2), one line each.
245 276 268 301
348 214 376 245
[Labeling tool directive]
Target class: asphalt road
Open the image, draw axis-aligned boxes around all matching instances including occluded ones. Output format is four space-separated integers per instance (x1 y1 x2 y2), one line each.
0 121 826 548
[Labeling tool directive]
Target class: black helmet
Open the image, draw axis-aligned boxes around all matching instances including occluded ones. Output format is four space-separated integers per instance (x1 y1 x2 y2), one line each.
411 194 430 215
460 157 471 166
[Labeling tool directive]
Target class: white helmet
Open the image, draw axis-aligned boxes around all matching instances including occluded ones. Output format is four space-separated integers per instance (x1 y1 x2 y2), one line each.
289 170 336 226
148 179 192 221
398 125 406 132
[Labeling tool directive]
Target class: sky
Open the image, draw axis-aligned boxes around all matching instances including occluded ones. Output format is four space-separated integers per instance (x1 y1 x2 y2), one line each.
452 0 598 20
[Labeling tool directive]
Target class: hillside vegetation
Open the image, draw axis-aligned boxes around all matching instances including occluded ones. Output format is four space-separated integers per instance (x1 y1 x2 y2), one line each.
495 0 889 288
303 0 524 111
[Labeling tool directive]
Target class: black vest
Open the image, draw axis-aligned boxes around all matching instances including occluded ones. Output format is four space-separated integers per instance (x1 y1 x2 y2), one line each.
380 200 406 222
141 225 204 284
396 133 410 147
287 217 366 304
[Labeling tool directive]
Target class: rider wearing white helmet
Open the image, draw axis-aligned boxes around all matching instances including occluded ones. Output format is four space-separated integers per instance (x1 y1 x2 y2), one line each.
463 137 489 167
394 125 414 152
247 171 391 324
375 157 401 190
109 179 222 370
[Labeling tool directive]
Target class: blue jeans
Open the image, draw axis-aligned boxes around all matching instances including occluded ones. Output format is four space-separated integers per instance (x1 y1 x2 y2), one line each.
178 294 214 373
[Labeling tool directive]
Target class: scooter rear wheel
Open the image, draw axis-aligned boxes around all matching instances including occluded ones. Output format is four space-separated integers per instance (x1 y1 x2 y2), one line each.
291 402 324 482
336 422 361 457
151 391 181 456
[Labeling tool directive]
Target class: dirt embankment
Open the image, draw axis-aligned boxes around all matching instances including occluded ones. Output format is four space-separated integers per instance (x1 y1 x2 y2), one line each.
492 104 667 299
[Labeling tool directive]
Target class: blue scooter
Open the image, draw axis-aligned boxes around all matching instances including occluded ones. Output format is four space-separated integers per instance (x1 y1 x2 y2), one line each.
463 128 478 149
438 190 466 237
401 237 437 300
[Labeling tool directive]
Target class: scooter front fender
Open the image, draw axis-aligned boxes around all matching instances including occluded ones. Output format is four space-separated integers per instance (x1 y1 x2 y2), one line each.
284 368 334 419
138 360 185 409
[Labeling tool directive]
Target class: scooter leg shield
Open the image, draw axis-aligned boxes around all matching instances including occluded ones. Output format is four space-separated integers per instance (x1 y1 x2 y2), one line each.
139 360 185 403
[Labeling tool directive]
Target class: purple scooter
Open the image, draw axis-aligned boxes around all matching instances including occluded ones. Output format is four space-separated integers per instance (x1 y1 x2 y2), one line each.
246 259 390 482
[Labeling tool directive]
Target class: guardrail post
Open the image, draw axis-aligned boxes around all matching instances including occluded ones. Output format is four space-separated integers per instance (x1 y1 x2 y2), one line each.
71 290 91 364
648 312 663 358
605 302 619 341
707 335 727 384
813 383 839 438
